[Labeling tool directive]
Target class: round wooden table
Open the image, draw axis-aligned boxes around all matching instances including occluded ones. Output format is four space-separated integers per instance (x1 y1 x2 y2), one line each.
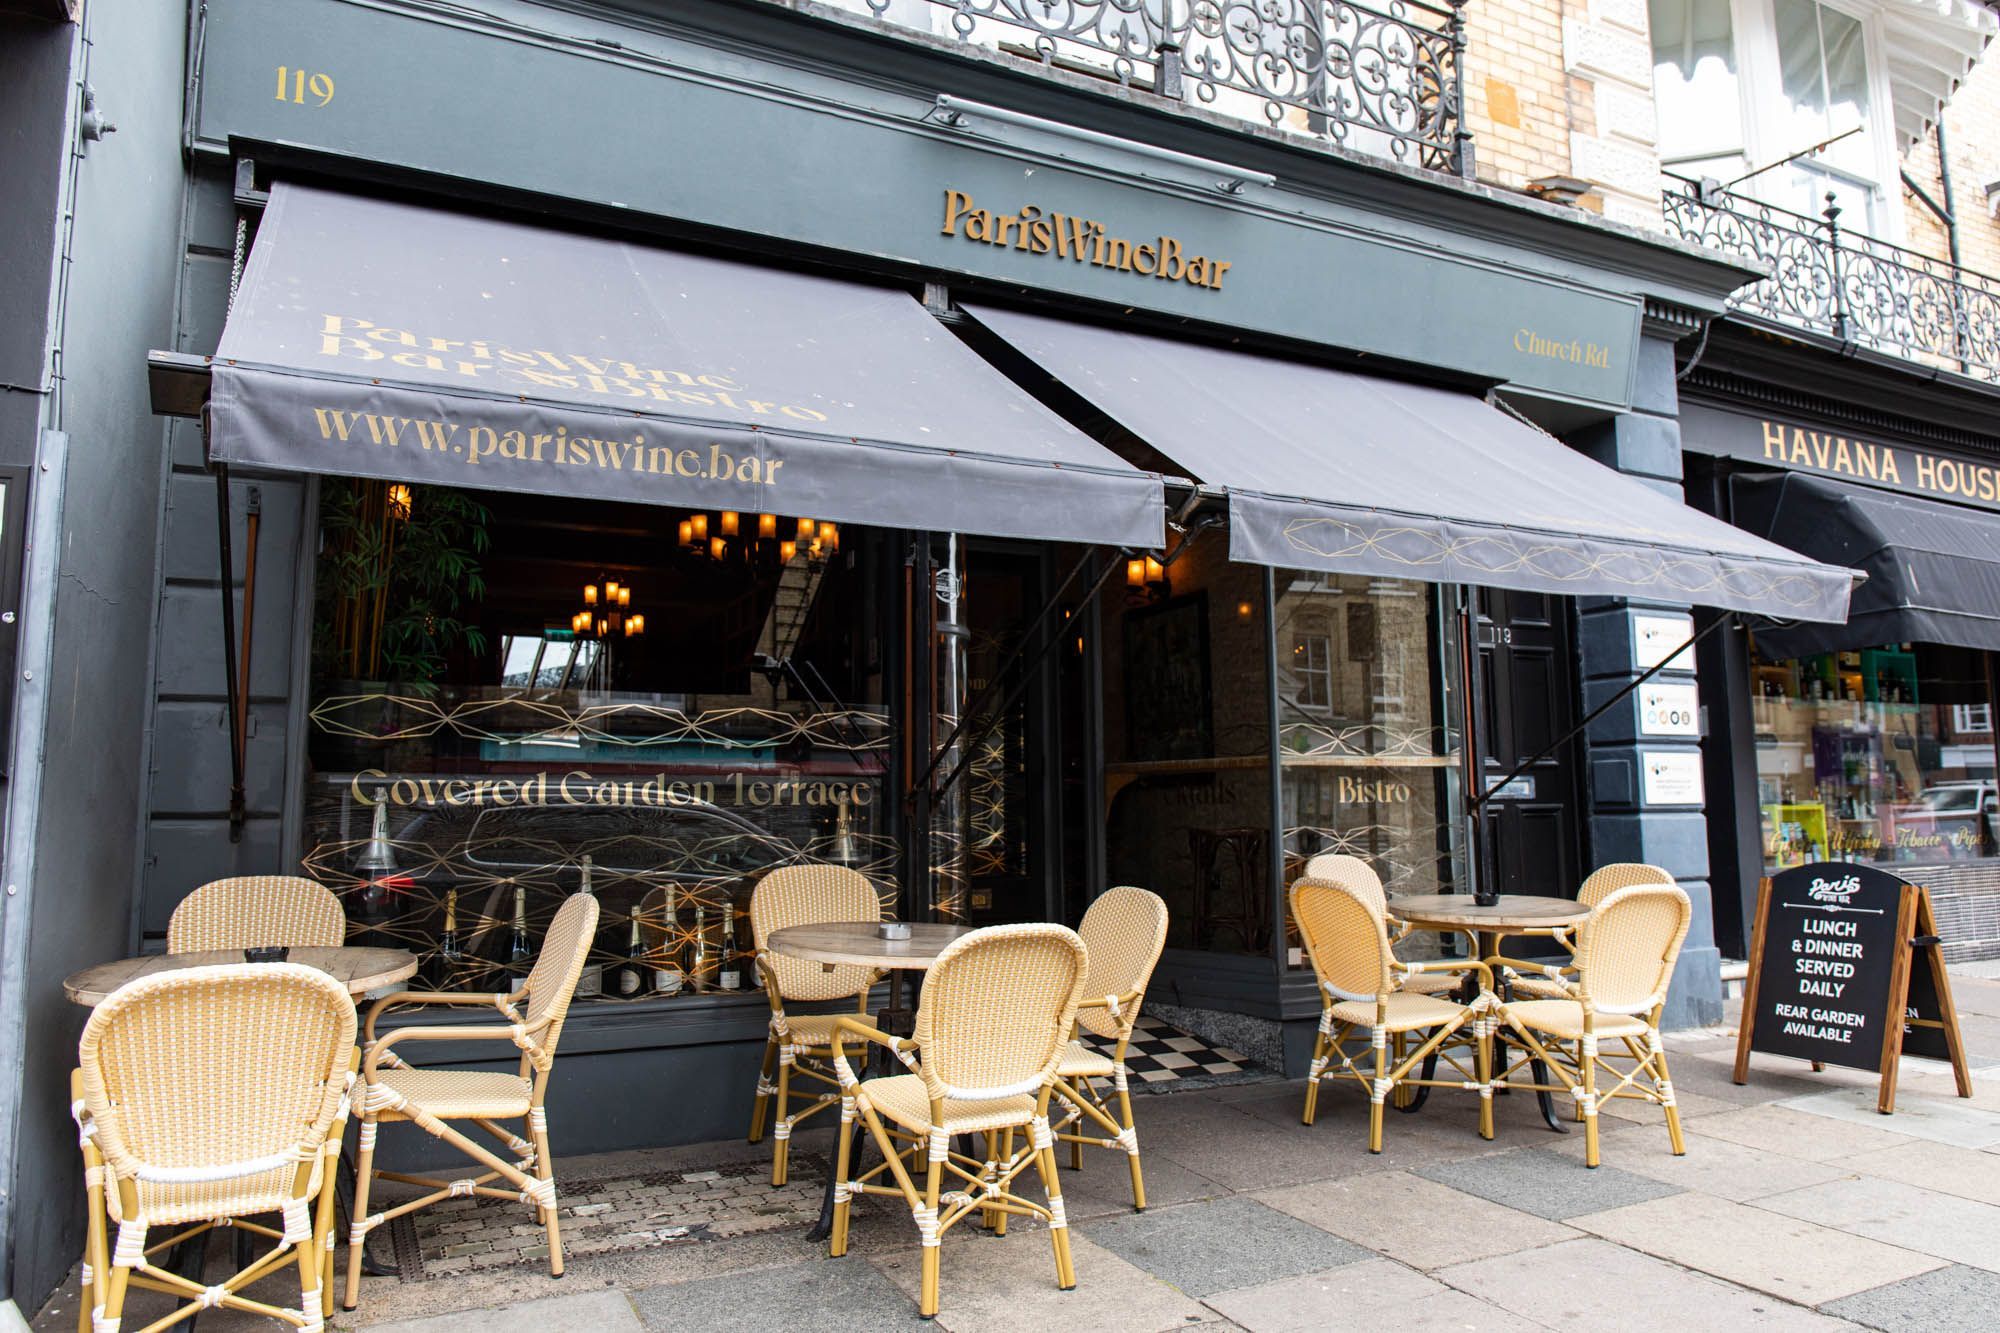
63 946 419 1006
1389 894 1587 1132
765 921 972 972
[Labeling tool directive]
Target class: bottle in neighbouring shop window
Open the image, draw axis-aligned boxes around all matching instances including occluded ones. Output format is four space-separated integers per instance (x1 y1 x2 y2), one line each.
573 855 604 1000
613 915 647 998
506 885 533 995
690 904 710 992
652 886 685 996
718 908 743 990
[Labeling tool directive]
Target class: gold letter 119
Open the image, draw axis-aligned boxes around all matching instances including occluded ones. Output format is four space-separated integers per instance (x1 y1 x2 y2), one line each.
275 66 335 106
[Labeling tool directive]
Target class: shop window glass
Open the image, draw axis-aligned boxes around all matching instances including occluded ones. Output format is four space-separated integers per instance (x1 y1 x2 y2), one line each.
1751 640 1999 874
1771 0 1881 229
1275 575 1464 968
302 481 892 1004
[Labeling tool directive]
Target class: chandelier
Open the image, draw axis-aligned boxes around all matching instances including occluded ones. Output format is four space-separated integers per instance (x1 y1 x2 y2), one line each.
573 579 644 638
677 510 839 564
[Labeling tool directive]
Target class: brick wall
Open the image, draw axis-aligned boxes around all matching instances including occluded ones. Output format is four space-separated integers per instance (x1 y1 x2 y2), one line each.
1899 52 2000 283
1462 0 1663 226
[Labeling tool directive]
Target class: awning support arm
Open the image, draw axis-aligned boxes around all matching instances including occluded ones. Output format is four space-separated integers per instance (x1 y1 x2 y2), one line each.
207 413 248 842
1467 612 1733 815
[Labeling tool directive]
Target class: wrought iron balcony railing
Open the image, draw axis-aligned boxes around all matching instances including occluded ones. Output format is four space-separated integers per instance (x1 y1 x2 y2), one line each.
1663 174 2000 386
858 0 1471 177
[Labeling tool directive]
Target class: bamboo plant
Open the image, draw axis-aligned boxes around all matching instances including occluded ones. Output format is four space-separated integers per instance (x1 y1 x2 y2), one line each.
314 478 491 692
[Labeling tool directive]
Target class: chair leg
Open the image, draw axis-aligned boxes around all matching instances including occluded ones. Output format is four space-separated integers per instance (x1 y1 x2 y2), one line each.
1476 1018 1495 1141
97 1262 130 1333
342 1118 379 1311
993 1128 1014 1236
1368 1029 1388 1154
1033 1123 1076 1293
1302 1025 1328 1126
772 1050 794 1187
1067 1086 1085 1171
530 1108 565 1278
1118 1077 1146 1212
296 1200 325 1331
748 1037 777 1143
1581 1035 1601 1169
830 1096 856 1259
1654 1036 1686 1156
918 1147 944 1318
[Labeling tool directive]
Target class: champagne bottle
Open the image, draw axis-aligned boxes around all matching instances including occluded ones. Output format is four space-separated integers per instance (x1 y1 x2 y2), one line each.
719 908 742 990
574 855 604 1000
352 802 398 947
691 905 709 993
433 889 465 987
506 885 532 995
614 916 646 998
652 886 684 995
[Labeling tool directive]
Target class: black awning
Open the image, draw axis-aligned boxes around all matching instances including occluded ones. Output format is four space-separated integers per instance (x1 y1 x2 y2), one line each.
1733 472 2000 655
201 184 1164 548
964 304 1853 622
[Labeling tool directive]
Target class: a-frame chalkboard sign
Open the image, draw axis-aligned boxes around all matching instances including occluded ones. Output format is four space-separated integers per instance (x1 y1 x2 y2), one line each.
1733 862 1971 1113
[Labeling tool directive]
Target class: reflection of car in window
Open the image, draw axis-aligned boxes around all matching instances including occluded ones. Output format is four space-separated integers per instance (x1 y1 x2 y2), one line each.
1891 781 1999 857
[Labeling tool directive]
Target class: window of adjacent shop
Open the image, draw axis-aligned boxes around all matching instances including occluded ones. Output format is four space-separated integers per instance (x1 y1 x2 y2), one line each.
1749 637 2000 873
1098 538 1467 962
1651 0 1897 235
304 479 893 1006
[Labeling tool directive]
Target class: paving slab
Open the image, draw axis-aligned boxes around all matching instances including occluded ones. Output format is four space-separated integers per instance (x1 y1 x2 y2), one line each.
1054 1142 1229 1221
1081 1196 1370 1298
1777 1085 2000 1150
1202 1257 1544 1332
1435 1237 1857 1332
1572 1190 1945 1305
1755 1176 2000 1274
1845 1138 2000 1206
632 1257 921 1331
358 1289 645 1333
1823 1264 2000 1332
868 1226 1210 1333
1415 1147 1681 1221
1540 1123 1850 1201
1253 1171 1578 1271
1595 1085 1738 1124
1685 1104 1917 1162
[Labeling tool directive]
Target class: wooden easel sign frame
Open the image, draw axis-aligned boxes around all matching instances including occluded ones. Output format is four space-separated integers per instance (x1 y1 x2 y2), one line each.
1734 861 1971 1113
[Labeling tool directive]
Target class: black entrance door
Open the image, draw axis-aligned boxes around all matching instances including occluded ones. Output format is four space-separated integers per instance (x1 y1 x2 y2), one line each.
1476 588 1585 897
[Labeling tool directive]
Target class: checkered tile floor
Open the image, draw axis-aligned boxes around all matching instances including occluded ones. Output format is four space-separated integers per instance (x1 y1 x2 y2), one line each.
1076 1015 1255 1085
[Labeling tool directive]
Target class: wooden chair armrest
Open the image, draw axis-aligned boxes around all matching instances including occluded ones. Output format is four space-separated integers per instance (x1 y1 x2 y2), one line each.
1398 958 1495 990
1075 988 1144 1013
363 1013 552 1077
830 1015 917 1084
364 989 517 1042
1487 954 1576 981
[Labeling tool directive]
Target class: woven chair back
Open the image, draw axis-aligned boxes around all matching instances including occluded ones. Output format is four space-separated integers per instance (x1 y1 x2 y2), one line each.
1577 883 1691 1014
78 963 356 1183
1576 862 1676 909
1299 854 1387 917
521 893 601 1054
913 924 1087 1102
1289 878 1391 1000
1075 886 1168 1040
750 864 882 1002
166 876 346 954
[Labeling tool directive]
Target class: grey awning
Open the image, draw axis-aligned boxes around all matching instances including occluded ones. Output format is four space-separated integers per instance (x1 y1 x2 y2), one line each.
205 185 1163 548
966 304 1853 622
1733 472 2000 656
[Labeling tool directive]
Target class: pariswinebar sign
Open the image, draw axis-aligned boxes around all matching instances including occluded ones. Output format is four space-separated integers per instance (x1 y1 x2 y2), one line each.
349 768 874 810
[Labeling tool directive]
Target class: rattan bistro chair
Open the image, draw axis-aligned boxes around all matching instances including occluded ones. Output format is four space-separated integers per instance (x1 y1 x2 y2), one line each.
167 876 346 953
1292 878 1497 1153
746 864 884 1187
1299 854 1458 996
73 964 358 1333
1499 864 1677 1001
1051 886 1168 1210
1496 882 1692 1168
829 924 1089 1320
343 892 598 1309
